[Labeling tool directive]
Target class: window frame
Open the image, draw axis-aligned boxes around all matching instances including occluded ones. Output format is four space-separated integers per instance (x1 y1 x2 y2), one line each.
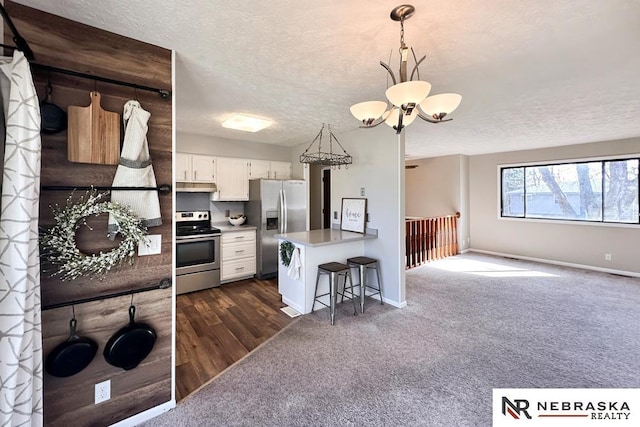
498 154 640 227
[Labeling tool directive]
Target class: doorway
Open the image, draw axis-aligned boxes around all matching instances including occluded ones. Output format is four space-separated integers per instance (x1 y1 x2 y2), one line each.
322 168 331 229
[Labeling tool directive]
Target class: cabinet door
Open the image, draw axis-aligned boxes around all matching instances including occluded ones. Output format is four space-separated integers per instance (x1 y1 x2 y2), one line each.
216 157 249 200
270 161 292 180
248 159 271 179
176 153 191 182
191 155 216 182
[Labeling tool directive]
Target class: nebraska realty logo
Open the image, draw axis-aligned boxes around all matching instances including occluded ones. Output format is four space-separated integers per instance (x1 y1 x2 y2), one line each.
493 389 640 426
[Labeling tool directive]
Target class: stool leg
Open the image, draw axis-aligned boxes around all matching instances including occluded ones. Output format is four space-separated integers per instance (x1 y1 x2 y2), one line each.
359 264 366 313
330 272 337 325
312 269 321 312
374 262 383 305
346 270 357 315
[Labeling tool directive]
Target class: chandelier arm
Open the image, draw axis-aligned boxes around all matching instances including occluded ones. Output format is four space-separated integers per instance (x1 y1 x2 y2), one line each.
379 61 397 86
394 113 404 134
417 111 453 124
358 118 386 129
409 53 426 82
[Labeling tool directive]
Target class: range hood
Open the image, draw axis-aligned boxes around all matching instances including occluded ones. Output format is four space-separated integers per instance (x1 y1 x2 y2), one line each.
176 182 218 193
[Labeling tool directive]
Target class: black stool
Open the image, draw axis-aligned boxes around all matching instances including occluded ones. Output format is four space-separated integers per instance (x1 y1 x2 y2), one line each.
312 262 357 325
347 257 383 313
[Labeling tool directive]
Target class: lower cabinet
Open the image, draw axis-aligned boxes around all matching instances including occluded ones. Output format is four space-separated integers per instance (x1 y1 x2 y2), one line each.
221 229 257 282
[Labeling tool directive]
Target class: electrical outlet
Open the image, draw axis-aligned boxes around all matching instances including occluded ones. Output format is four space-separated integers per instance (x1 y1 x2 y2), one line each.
605 253 612 261
95 380 111 404
360 187 365 196
334 211 338 219
225 209 230 217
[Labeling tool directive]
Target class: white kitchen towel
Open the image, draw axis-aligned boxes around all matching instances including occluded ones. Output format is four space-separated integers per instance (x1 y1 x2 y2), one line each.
107 100 162 239
287 247 302 280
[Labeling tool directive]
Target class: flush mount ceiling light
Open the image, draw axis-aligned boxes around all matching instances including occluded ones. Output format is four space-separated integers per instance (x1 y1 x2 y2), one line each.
221 114 272 132
299 123 352 168
350 4 462 134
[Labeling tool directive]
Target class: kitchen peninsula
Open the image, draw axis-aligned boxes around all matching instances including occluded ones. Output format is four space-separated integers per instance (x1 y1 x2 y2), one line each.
275 228 376 315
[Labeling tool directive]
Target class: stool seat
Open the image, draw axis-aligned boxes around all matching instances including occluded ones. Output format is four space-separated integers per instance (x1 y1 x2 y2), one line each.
346 256 377 266
318 262 349 272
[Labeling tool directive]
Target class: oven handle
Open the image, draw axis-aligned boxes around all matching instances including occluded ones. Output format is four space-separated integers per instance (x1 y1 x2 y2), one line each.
176 235 220 243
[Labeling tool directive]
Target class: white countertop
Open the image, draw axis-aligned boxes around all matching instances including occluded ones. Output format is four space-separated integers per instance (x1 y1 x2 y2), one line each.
275 229 375 247
213 223 257 232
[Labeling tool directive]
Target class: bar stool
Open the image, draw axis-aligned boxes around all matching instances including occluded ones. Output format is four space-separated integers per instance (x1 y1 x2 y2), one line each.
312 262 357 325
347 257 383 313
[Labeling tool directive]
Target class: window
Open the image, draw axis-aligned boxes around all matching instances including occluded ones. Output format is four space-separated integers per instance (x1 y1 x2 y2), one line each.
501 158 639 224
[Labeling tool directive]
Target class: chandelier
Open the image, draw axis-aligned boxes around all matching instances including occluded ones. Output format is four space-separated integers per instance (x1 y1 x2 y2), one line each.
299 124 352 168
350 4 462 134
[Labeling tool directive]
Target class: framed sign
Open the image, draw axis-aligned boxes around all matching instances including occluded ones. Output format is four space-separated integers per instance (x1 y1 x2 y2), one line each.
340 198 367 233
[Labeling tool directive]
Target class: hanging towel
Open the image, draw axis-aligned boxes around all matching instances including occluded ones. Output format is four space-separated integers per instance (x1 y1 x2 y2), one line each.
0 50 44 427
287 248 302 280
107 100 162 239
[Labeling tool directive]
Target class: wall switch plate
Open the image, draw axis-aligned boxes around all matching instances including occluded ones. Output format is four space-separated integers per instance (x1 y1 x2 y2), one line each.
360 187 365 196
605 253 612 261
95 380 111 404
138 234 162 256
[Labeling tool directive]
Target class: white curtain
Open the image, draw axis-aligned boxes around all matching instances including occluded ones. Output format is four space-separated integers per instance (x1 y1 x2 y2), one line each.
0 51 43 426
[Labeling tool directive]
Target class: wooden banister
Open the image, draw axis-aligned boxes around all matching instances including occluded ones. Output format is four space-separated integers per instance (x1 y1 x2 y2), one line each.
405 212 460 269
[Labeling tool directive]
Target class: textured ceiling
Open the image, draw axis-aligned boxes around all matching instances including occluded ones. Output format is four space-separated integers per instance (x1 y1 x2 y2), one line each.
12 0 640 159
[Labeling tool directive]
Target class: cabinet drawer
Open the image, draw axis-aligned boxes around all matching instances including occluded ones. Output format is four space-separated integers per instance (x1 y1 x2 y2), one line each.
221 230 256 244
221 257 256 280
222 240 256 261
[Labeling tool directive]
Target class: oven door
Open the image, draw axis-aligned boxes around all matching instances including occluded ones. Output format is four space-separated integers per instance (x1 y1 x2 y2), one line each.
176 235 220 275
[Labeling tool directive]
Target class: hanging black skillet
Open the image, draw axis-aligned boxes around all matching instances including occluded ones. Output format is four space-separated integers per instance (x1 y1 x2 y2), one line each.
45 316 98 378
40 79 67 134
104 304 157 371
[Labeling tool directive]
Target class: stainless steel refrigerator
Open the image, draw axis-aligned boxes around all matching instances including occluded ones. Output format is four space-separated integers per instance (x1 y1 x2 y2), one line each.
246 179 307 279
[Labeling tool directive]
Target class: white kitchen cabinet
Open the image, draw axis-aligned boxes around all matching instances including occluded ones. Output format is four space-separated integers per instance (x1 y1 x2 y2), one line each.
248 159 271 179
247 160 292 180
191 155 217 182
176 153 191 182
215 157 249 200
270 161 292 179
221 229 256 282
176 153 216 182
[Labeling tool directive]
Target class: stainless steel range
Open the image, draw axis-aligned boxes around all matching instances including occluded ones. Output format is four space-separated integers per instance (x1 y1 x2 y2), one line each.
175 210 221 294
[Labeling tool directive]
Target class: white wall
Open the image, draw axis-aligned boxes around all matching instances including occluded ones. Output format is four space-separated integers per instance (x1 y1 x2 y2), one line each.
469 137 640 274
177 131 292 161
293 126 406 306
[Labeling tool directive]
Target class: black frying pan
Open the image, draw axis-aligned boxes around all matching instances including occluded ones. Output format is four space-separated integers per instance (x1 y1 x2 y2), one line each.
40 80 66 134
104 305 157 371
45 317 98 378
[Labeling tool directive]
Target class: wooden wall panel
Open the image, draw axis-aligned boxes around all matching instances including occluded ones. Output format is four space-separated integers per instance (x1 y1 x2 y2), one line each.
5 1 173 425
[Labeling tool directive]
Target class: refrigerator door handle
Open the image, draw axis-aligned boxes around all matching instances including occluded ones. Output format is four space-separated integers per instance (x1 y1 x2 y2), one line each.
283 187 288 233
279 189 284 234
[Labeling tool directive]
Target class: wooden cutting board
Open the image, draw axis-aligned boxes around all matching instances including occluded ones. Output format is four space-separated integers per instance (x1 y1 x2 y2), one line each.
67 92 121 165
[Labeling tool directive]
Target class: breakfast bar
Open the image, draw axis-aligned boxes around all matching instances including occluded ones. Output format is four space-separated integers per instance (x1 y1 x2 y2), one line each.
275 229 376 315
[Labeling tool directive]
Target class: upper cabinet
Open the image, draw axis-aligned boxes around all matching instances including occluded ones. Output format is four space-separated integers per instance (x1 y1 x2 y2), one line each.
215 157 249 201
176 153 216 182
248 160 271 179
248 160 292 180
270 161 292 180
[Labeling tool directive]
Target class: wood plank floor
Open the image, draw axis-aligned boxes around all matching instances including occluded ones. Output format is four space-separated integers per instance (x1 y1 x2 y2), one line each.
175 277 295 401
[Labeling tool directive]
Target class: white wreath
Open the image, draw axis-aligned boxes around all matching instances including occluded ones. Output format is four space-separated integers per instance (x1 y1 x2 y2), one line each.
41 191 148 281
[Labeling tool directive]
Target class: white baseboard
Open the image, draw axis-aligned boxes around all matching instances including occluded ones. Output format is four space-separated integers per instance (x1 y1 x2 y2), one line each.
110 400 175 427
469 249 640 278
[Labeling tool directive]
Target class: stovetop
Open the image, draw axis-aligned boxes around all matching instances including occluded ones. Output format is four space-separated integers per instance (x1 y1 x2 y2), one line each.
175 210 221 237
